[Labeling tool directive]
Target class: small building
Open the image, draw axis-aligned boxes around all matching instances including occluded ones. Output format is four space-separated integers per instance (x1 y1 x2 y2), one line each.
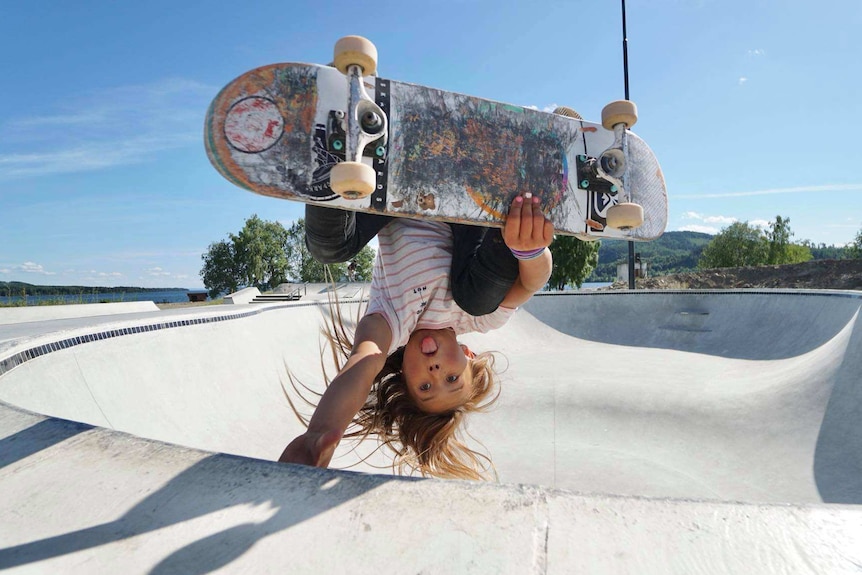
186 291 208 303
616 255 648 283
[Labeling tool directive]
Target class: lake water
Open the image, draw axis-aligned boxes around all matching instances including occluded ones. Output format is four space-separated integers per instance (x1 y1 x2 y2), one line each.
0 289 195 306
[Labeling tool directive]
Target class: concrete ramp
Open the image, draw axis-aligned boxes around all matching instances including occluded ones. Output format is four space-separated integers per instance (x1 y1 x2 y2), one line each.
1 290 861 573
491 291 862 503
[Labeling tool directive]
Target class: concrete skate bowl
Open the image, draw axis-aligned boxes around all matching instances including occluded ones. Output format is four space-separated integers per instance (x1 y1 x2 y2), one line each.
512 290 862 504
1 288 860 504
1 289 861 574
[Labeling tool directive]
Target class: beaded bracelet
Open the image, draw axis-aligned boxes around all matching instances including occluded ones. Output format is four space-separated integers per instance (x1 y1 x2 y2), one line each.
510 247 547 260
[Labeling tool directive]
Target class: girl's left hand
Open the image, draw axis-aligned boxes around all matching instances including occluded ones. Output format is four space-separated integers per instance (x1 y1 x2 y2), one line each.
278 429 343 468
503 193 554 252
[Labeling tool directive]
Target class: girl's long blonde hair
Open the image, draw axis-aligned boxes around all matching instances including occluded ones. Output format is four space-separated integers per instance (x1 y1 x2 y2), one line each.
285 291 501 480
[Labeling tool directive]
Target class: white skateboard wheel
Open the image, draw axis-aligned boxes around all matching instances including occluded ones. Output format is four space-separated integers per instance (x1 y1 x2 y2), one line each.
607 202 644 230
330 161 376 199
601 100 638 130
333 35 378 76
553 106 583 120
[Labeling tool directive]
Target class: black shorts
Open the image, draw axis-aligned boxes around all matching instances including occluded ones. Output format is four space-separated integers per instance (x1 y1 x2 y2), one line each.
304 204 519 316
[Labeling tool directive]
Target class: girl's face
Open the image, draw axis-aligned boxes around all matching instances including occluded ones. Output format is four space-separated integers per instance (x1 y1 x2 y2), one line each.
402 328 474 414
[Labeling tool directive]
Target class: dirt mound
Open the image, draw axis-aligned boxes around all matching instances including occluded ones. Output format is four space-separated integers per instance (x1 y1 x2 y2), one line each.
607 259 862 291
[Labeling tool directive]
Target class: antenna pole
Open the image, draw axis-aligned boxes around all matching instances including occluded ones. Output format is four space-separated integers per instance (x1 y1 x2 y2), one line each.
622 0 636 289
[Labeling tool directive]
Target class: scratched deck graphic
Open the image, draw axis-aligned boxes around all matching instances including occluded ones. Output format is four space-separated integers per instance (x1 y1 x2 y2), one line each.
205 63 668 240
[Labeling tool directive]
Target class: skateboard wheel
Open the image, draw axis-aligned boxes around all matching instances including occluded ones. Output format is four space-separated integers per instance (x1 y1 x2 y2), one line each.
553 106 583 120
333 35 378 76
601 100 638 130
599 148 626 179
331 161 376 199
606 202 644 230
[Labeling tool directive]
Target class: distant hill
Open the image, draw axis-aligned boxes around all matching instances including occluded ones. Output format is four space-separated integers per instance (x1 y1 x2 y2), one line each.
587 231 857 281
588 231 714 281
0 281 187 296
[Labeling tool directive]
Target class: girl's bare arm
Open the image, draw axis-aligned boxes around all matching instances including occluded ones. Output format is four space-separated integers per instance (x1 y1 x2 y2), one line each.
500 194 554 309
279 313 392 467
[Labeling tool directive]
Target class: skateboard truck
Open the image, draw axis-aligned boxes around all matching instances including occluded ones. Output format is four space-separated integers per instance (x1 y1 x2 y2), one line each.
600 100 644 231
559 105 625 195
326 110 386 162
328 36 388 199
575 153 623 196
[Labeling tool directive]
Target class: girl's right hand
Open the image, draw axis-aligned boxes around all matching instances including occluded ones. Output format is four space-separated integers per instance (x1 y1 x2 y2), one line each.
278 429 343 468
503 193 554 252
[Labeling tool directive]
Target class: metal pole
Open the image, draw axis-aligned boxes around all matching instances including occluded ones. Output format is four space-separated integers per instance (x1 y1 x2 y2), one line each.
622 0 636 289
622 0 630 101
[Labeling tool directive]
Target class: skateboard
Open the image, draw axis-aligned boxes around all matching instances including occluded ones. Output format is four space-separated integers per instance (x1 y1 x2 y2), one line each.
205 36 668 241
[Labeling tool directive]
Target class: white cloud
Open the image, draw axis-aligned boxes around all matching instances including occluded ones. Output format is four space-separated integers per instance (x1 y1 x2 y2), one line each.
680 212 777 232
17 261 56 275
524 104 562 114
676 183 862 200
678 224 718 235
682 212 737 225
147 267 172 277
80 270 126 283
0 78 216 179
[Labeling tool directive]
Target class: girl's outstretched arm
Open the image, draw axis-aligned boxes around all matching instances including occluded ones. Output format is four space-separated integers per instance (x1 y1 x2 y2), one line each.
279 313 392 468
500 193 554 309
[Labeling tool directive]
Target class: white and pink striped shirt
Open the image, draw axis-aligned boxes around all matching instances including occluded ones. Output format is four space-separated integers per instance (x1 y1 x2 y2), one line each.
367 218 515 354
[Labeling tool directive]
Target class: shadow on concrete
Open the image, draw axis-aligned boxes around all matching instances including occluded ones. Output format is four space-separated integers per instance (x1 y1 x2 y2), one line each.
524 291 862 360
0 453 413 572
813 310 862 504
0 417 93 470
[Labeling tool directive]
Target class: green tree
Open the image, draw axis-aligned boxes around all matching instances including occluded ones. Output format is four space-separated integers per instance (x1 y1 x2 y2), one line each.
765 216 813 265
232 215 290 289
766 215 792 265
200 215 291 297
548 236 600 290
284 219 346 282
284 218 375 282
785 243 813 264
350 242 375 281
200 240 241 298
849 227 862 259
699 221 768 268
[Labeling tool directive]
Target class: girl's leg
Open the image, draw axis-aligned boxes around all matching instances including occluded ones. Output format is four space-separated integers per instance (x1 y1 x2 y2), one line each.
449 224 520 316
305 204 392 264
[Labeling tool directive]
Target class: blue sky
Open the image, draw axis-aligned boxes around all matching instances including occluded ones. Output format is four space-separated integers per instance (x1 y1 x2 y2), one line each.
1 0 860 289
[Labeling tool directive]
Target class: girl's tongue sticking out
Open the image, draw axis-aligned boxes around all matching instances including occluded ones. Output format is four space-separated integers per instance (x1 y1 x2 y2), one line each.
421 336 438 355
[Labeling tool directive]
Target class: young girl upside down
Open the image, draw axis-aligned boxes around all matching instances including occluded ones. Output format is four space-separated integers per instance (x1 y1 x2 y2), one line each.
279 192 553 479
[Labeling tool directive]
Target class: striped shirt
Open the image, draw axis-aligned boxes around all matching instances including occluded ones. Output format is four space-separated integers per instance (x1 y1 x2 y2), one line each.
367 218 515 354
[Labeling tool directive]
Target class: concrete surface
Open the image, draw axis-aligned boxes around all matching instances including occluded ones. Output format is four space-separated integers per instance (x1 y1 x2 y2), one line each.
271 282 368 301
223 286 260 305
0 301 159 325
1 289 861 573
